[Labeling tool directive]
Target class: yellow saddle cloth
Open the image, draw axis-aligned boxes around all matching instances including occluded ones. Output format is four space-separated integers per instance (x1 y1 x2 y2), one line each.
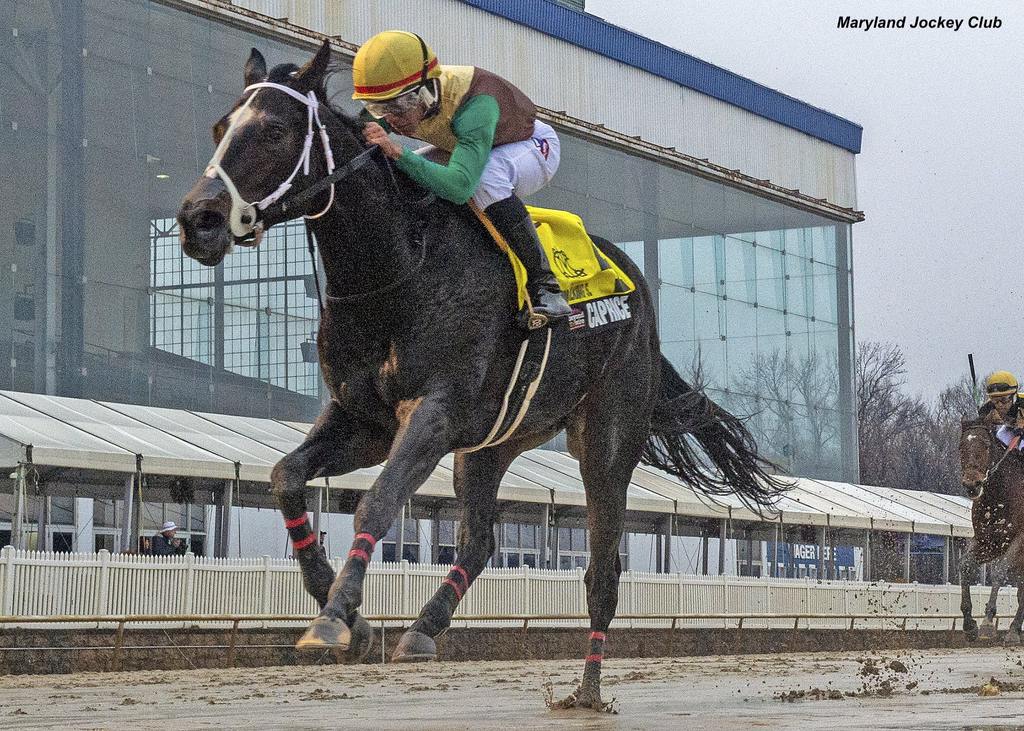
471 203 636 311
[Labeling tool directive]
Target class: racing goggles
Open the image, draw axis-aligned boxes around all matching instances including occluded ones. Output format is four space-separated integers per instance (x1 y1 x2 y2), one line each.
363 89 422 119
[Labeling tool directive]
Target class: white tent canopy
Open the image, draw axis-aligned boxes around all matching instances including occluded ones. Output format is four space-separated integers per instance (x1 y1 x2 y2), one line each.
0 391 972 537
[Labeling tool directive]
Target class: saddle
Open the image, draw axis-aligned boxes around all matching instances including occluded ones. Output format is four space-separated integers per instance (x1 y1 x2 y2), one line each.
470 204 637 334
458 205 638 452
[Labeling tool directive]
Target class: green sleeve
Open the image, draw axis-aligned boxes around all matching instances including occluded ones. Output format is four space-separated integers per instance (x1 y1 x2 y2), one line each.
394 95 499 204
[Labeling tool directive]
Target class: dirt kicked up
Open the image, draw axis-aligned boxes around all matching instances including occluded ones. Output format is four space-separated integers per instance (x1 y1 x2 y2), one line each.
0 648 1023 730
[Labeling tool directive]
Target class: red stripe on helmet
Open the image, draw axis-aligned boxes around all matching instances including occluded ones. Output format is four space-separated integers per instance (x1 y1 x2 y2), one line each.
354 57 439 95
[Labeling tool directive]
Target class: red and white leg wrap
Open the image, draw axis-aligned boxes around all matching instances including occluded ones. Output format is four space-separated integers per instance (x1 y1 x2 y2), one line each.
284 514 317 551
442 565 472 600
346 532 378 566
585 630 607 666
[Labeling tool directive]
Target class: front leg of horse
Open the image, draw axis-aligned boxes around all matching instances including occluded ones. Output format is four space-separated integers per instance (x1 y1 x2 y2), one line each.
393 449 508 662
960 549 980 641
296 398 452 657
273 402 388 626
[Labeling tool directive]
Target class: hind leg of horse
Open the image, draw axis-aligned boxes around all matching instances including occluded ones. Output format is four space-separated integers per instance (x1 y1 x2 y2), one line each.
296 396 452 651
554 416 644 711
272 400 389 611
960 547 982 641
393 446 517 661
1002 542 1024 645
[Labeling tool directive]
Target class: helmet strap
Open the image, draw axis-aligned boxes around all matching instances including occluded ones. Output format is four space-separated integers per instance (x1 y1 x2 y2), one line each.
414 33 430 87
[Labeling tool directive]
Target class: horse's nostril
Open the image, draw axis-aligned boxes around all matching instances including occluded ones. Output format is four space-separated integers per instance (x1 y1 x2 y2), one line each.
194 209 225 233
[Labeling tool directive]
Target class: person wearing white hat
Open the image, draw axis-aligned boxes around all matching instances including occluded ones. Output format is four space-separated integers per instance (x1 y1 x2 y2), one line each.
152 520 183 556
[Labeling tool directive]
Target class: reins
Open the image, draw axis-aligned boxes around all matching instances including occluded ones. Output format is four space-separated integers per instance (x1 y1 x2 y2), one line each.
966 423 1021 488
988 432 1021 482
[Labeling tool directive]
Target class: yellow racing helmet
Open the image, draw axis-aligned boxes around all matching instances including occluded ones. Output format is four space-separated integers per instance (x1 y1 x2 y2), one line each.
985 370 1019 398
352 30 441 102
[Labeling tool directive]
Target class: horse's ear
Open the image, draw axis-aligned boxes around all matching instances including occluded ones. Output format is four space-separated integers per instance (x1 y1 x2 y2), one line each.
294 39 332 91
244 48 268 87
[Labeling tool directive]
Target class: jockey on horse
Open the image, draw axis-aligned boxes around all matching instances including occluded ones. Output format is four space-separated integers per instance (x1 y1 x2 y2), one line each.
353 30 572 321
979 371 1024 450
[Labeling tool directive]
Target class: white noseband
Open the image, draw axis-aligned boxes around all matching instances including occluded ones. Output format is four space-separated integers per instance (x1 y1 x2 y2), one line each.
203 81 336 239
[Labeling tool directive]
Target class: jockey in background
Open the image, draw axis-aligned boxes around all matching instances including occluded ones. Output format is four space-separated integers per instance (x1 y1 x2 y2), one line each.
980 371 1024 449
352 30 572 320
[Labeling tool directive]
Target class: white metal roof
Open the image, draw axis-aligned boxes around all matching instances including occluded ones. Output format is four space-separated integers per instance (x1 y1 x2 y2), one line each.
0 391 971 537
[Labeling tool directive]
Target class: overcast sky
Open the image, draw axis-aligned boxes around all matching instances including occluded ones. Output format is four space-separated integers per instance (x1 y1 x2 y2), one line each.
586 0 1022 397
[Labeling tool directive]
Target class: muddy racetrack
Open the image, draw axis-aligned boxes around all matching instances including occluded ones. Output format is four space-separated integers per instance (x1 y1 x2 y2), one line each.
1 648 1022 729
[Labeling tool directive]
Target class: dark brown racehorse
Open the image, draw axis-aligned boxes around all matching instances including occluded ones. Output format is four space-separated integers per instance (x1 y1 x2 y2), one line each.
176 41 786 710
959 419 1024 644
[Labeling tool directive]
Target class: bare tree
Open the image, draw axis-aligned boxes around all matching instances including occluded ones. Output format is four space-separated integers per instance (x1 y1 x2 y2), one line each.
856 343 971 494
733 350 840 478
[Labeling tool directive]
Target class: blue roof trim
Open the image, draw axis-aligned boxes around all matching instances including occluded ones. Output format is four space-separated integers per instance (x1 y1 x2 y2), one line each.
457 0 863 154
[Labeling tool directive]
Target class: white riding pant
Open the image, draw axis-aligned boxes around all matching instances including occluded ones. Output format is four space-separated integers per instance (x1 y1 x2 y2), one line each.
415 119 561 209
996 425 1024 450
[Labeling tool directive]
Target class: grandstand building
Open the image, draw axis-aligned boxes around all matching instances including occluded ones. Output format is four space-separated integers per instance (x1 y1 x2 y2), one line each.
0 0 881 576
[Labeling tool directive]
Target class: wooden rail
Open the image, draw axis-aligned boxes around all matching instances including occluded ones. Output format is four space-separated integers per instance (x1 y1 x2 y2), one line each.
0 612 1006 670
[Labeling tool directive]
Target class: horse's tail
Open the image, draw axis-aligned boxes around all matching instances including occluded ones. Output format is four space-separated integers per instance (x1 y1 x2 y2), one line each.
641 354 791 514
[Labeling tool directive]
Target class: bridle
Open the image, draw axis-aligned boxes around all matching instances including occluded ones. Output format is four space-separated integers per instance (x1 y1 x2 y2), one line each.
204 81 344 243
202 79 433 308
963 422 1019 499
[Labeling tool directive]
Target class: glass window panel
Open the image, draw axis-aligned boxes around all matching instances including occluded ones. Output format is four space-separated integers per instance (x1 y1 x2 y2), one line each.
811 226 837 266
692 236 719 294
93 499 116 528
693 292 723 340
190 505 205 531
723 236 756 304
520 524 537 549
812 263 838 324
756 247 785 311
659 283 694 346
558 527 572 550
165 503 186 529
503 523 518 547
438 520 455 545
141 502 164 530
658 238 693 288
50 497 75 525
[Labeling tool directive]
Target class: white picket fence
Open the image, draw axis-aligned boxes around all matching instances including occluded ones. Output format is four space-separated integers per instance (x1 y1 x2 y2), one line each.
0 547 1011 630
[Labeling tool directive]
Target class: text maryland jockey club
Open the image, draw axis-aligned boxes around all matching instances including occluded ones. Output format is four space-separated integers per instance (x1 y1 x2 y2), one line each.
838 16 1002 31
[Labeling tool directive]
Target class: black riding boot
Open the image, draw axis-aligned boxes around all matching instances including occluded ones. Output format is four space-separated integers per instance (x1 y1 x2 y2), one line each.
485 195 572 321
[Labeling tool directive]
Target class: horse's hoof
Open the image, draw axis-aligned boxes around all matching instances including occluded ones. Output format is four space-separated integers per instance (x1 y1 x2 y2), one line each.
550 686 615 713
1003 629 1022 647
392 630 438 662
296 615 352 651
963 619 979 642
339 614 374 664
979 621 997 640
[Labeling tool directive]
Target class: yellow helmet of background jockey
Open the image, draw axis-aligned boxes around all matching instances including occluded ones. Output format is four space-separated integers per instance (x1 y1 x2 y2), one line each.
351 30 441 102
985 370 1019 398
